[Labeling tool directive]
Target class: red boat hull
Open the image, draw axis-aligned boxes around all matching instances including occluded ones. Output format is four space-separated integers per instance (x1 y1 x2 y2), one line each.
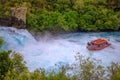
87 43 111 50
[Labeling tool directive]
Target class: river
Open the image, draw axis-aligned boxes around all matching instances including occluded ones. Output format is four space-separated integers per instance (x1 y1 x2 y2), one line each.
0 26 120 71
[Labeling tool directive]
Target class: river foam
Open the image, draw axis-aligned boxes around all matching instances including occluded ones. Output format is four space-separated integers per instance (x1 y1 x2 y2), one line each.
0 26 120 71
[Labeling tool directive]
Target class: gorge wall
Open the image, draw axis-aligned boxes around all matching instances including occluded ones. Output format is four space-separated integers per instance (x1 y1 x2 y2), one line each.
0 2 27 29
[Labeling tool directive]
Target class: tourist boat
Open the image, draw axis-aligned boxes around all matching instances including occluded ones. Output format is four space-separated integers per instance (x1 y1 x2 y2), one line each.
87 38 111 50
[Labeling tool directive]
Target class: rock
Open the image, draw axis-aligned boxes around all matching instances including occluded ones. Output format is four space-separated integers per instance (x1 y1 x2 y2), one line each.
0 2 27 29
11 4 27 23
0 16 26 29
0 17 12 26
11 16 26 29
11 2 27 28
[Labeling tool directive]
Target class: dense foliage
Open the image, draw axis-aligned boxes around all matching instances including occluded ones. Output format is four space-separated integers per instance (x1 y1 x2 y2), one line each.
0 50 120 80
0 38 4 48
0 0 120 32
0 50 27 80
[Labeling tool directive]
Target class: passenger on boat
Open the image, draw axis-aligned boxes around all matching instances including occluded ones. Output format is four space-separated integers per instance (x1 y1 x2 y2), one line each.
87 42 90 45
87 42 95 47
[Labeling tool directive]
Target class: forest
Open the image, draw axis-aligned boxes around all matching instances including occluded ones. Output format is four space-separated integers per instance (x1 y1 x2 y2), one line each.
0 0 120 32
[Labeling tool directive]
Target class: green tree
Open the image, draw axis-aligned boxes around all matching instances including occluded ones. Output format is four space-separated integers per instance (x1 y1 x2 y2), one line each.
30 69 46 80
46 64 71 80
26 12 40 31
73 0 84 13
12 53 28 75
73 53 106 80
0 51 27 80
63 10 78 31
106 0 120 10
0 51 13 80
0 38 4 47
107 62 120 80
41 10 61 31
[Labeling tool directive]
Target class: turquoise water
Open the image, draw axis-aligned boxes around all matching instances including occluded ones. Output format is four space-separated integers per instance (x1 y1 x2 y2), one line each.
0 26 120 71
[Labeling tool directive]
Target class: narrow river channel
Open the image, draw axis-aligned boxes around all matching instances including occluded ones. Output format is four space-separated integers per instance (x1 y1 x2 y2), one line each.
0 26 120 71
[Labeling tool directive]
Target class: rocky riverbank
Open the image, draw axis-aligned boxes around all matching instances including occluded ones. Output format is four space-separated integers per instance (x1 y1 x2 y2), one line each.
0 2 27 29
0 16 25 29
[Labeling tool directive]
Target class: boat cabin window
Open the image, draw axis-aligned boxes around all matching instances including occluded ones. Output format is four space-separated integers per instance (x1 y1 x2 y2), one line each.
98 42 106 47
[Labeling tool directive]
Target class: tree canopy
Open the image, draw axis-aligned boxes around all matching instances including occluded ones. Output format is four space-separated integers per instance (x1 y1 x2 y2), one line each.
0 0 120 32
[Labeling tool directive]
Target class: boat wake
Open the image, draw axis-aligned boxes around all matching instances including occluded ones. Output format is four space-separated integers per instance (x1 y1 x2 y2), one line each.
0 26 120 71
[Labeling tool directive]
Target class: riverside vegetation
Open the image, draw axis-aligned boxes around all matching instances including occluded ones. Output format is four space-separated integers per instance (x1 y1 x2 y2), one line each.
1 38 120 80
1 0 120 80
0 0 120 32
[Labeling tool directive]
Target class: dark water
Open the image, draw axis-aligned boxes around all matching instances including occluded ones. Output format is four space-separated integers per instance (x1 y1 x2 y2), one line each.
0 26 120 71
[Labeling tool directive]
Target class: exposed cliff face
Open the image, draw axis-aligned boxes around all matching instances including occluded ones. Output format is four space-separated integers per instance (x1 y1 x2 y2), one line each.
0 17 12 26
11 3 27 24
0 2 27 29
11 16 26 29
11 5 27 29
0 16 26 29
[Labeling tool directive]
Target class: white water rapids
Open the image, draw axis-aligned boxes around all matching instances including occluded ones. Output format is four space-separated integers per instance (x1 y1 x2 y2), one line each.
0 26 120 71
